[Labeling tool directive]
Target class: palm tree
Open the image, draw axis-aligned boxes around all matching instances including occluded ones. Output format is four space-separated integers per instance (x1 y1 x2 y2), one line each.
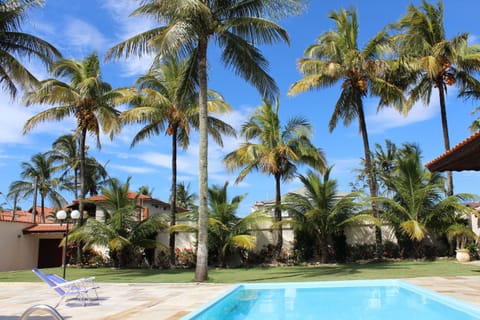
354 140 398 197
208 182 262 267
9 152 66 223
392 0 480 196
69 177 167 267
373 144 476 258
446 223 477 251
288 8 405 259
175 182 197 211
83 157 108 196
224 100 326 254
47 134 80 198
138 185 154 196
284 168 359 263
47 134 108 198
23 52 121 225
106 0 303 282
0 0 61 98
5 189 22 221
119 56 235 266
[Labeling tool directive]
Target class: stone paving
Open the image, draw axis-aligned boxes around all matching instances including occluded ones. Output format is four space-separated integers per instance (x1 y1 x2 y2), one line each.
1 276 480 319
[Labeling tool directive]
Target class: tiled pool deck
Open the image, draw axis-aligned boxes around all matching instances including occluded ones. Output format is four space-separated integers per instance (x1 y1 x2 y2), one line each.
1 275 479 319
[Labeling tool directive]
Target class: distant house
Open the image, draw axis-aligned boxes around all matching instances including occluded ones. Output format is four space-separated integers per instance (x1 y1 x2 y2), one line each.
251 186 397 252
0 192 193 272
67 192 196 257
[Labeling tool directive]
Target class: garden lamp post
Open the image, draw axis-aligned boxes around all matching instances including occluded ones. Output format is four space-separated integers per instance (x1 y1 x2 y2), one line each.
56 209 80 279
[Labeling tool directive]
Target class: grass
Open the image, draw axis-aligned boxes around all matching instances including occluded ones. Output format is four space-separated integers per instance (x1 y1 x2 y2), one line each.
1 259 479 283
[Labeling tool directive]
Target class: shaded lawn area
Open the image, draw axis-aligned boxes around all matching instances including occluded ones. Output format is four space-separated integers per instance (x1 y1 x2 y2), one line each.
1 259 479 283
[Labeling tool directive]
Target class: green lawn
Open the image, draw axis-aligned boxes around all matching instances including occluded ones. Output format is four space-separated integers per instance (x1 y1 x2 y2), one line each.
1 259 479 283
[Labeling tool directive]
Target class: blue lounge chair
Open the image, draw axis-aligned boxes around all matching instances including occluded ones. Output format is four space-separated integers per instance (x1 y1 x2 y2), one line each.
32 268 99 307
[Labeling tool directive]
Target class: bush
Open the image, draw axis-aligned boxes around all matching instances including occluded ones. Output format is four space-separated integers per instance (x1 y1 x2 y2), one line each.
156 250 170 269
175 248 196 268
155 248 197 269
242 244 295 265
346 243 376 261
466 243 479 260
81 248 108 267
383 241 401 259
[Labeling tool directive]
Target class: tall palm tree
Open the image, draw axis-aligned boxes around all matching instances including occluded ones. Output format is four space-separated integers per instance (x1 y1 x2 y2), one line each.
224 101 326 254
69 177 167 267
392 0 480 196
284 168 359 263
9 152 66 223
23 52 121 225
106 0 303 282
373 144 476 257
288 8 405 259
0 0 61 98
119 56 235 266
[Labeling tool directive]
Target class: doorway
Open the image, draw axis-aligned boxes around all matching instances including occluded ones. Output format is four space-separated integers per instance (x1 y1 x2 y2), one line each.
38 238 62 268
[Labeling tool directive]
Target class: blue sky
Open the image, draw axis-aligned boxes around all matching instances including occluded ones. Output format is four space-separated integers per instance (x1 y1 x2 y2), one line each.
1 0 480 215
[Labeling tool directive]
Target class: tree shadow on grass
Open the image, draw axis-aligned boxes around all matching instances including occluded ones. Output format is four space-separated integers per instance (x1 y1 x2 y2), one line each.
226 261 442 283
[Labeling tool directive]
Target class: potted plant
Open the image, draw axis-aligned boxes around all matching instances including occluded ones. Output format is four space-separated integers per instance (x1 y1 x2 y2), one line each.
447 223 478 262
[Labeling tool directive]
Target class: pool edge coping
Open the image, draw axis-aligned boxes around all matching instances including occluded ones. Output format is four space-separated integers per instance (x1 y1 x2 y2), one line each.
180 279 480 319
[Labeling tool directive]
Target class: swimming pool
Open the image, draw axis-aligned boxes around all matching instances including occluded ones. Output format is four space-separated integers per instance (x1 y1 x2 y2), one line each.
182 280 480 319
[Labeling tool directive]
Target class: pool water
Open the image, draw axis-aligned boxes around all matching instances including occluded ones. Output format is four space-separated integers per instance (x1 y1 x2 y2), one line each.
182 280 480 319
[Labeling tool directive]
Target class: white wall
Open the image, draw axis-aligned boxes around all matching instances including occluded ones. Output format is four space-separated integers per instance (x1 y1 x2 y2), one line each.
345 224 397 245
0 222 39 272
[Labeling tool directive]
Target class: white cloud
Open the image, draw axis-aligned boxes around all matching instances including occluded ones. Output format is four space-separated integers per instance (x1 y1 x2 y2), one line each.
1 89 74 144
119 56 155 77
330 158 362 176
367 103 437 134
64 18 109 53
468 34 479 45
109 164 158 174
0 98 32 144
136 151 171 169
101 1 153 37
101 0 157 77
365 86 465 134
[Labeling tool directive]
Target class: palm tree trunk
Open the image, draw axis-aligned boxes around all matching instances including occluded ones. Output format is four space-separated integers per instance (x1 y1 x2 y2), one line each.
195 37 209 282
438 84 453 196
31 176 38 223
274 173 283 256
77 128 87 264
357 100 383 259
169 127 178 267
40 195 45 223
74 167 79 200
11 194 18 222
79 128 87 225
320 241 329 264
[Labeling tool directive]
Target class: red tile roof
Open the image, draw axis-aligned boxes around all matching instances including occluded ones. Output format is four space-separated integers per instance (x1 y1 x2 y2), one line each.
0 208 55 224
75 191 186 211
425 131 480 172
23 223 67 233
